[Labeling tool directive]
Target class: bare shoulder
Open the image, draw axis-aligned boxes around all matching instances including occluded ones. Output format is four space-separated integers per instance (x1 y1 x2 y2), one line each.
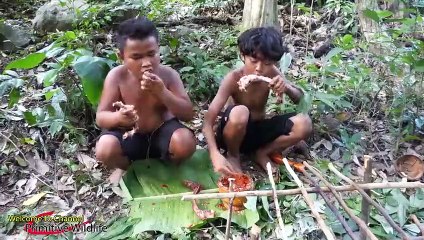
158 65 180 84
105 65 128 85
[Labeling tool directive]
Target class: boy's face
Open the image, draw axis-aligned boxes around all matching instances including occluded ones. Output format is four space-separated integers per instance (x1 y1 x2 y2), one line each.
119 36 160 77
242 52 276 76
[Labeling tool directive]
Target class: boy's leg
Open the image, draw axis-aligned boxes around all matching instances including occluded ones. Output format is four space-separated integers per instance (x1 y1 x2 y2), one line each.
95 130 151 184
255 113 312 174
151 118 197 164
216 105 250 172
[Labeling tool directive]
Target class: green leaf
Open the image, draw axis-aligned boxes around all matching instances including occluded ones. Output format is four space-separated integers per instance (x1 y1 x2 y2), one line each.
341 34 353 45
73 56 111 106
260 196 273 220
323 48 343 62
315 92 339 109
413 60 424 72
372 214 393 235
8 88 20 108
363 9 380 23
37 69 60 87
5 53 46 71
179 66 194 73
49 121 63 137
23 111 37 125
123 150 259 236
376 10 393 19
297 92 313 113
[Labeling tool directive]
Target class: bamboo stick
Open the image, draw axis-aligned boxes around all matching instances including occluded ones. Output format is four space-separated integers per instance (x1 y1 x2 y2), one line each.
304 162 379 240
282 158 335 240
266 162 287 240
410 214 424 237
328 163 410 240
360 155 373 240
302 169 358 240
225 178 235 240
180 182 424 201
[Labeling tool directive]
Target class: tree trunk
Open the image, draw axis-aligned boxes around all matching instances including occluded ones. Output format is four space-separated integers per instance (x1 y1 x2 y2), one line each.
355 0 379 42
242 0 278 30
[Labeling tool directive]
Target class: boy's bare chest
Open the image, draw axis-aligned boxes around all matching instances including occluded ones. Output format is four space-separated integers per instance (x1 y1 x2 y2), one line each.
232 82 270 109
119 80 165 111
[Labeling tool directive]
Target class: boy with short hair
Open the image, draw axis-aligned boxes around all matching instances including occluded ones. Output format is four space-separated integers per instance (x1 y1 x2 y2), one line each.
202 26 312 178
95 17 196 184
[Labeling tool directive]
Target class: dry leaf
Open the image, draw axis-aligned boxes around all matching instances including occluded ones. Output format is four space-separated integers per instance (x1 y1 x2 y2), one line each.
15 156 28 167
0 136 7 152
46 195 70 211
92 171 102 180
330 148 340 161
78 185 90 195
22 192 47 206
322 139 333 151
0 193 13 205
312 139 324 149
77 153 98 170
56 182 74 191
26 151 50 176
23 178 37 196
111 186 124 198
15 179 27 193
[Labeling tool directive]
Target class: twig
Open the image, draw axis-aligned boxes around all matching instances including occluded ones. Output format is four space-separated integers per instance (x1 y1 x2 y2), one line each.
290 0 294 35
225 178 235 240
282 158 335 240
304 162 379 240
266 162 286 240
328 163 411 240
302 169 358 240
410 214 424 237
360 155 373 240
305 0 314 56
181 182 424 201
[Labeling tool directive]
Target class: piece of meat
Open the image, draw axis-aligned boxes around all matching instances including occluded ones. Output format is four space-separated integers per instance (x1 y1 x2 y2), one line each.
182 180 215 220
112 101 139 139
238 74 273 91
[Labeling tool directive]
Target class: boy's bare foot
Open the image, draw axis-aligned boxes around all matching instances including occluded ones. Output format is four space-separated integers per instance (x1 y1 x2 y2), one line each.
226 155 243 173
255 151 280 182
108 168 126 186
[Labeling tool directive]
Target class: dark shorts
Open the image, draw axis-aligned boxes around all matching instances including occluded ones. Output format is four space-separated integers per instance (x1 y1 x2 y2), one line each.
99 118 191 161
216 105 296 154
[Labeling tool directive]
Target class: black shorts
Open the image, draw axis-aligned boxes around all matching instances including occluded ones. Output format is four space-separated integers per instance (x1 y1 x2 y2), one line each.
99 118 191 161
216 105 296 154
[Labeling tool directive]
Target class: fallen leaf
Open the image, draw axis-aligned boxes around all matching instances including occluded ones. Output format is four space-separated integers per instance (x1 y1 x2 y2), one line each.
322 139 333 151
0 193 13 205
23 178 37 196
92 171 102 180
330 148 340 161
0 136 7 152
57 181 74 191
78 185 90 195
46 195 70 211
15 179 27 193
112 186 124 198
102 191 113 199
26 151 50 176
15 156 28 167
312 139 324 149
22 192 47 206
77 153 97 170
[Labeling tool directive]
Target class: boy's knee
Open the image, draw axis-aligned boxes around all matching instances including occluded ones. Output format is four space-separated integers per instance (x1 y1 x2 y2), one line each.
169 128 196 163
95 135 122 166
228 105 250 129
291 114 312 139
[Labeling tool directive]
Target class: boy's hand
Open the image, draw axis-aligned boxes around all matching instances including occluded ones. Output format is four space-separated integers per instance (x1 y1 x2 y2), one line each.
114 104 138 128
211 152 238 176
140 72 165 95
270 75 288 103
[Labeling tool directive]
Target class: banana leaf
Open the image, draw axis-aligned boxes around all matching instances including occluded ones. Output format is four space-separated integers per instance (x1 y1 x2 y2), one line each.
120 149 259 237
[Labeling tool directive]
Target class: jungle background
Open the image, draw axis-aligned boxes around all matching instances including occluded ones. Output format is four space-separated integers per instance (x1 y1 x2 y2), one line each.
1 0 424 239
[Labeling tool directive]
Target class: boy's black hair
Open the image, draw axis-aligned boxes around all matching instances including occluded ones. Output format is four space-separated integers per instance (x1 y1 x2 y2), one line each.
237 27 288 62
116 16 159 51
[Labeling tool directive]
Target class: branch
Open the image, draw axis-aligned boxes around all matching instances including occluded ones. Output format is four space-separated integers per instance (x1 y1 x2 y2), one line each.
266 162 287 240
282 158 335 240
328 163 410 240
304 162 378 240
180 182 424 201
360 155 373 240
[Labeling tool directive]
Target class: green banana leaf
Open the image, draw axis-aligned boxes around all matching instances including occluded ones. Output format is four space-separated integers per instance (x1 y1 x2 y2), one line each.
96 149 259 238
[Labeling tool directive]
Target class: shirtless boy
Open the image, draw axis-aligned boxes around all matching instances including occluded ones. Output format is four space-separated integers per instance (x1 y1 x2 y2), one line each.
203 26 312 177
95 17 196 184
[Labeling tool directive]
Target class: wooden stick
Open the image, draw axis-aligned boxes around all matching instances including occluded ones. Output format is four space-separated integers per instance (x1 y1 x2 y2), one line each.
266 162 287 240
410 214 424 237
304 162 379 240
328 163 410 240
180 182 424 201
302 169 358 240
225 178 235 240
282 158 335 240
360 155 373 240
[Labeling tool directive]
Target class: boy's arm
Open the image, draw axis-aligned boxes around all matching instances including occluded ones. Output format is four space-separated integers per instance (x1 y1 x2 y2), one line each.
156 69 194 122
202 73 234 156
96 68 122 129
272 67 303 104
